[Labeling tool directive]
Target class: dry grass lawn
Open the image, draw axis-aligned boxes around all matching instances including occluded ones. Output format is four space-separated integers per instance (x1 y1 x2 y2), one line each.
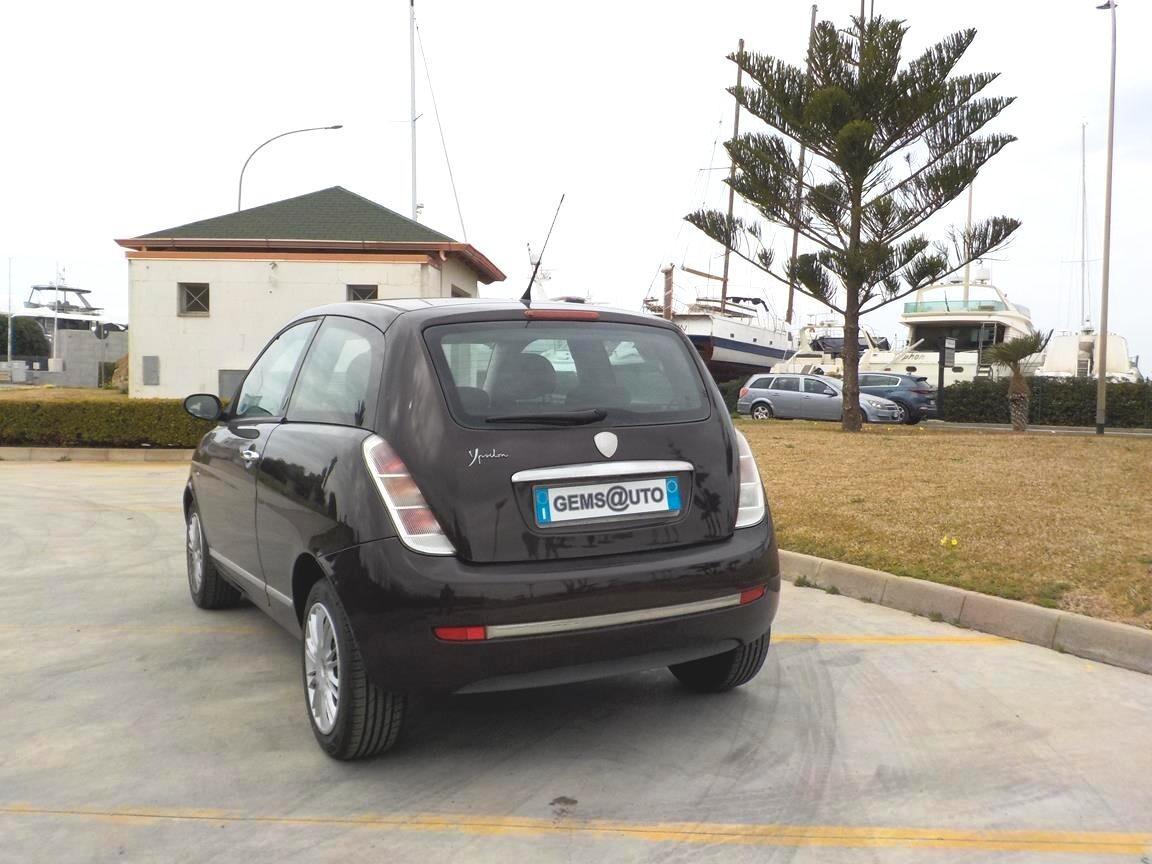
0 386 128 402
741 419 1152 628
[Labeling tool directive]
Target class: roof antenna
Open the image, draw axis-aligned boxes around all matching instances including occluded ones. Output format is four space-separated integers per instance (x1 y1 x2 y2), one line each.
522 193 565 306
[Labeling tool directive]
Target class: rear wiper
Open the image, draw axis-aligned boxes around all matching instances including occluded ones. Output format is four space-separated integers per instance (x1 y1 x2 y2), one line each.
485 409 607 426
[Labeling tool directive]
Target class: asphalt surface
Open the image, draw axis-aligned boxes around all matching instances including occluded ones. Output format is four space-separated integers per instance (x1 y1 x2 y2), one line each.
2 462 1151 863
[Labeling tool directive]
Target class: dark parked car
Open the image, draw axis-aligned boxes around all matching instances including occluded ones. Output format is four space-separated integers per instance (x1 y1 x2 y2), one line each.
858 372 937 424
182 299 780 759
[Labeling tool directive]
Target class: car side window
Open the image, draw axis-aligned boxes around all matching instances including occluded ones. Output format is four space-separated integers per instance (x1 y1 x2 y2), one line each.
860 374 880 387
287 317 382 427
769 376 799 392
751 377 773 389
803 378 836 395
233 320 318 420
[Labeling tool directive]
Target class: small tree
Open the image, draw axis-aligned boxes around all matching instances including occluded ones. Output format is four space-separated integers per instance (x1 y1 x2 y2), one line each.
688 14 1020 431
983 330 1051 431
0 315 51 357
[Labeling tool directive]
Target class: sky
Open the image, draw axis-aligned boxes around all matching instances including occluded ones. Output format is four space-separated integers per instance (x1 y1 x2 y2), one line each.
2 0 1148 371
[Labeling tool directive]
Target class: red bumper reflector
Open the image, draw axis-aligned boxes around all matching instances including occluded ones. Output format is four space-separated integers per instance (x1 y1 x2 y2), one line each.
523 309 600 321
434 625 487 642
739 585 767 605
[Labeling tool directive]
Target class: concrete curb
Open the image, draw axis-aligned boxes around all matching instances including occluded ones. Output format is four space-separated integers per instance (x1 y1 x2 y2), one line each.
779 550 1152 676
0 447 193 462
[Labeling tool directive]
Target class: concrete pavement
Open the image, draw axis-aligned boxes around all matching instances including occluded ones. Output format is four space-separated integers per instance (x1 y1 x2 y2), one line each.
2 462 1151 863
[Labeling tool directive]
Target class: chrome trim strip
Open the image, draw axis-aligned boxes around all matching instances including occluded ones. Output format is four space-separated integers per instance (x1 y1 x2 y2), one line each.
484 593 742 640
267 585 293 608
511 460 694 484
209 550 264 592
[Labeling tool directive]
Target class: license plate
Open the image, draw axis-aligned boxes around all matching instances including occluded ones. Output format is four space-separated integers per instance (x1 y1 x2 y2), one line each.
534 477 681 525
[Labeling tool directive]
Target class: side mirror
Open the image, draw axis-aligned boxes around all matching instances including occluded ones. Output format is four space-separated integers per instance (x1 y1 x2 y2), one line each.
184 393 224 421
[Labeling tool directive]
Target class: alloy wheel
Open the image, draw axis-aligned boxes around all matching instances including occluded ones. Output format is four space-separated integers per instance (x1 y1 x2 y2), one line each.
752 404 771 420
304 603 341 734
187 513 204 594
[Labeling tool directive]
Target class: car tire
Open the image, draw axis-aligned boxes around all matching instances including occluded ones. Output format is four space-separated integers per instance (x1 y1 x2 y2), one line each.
894 401 920 425
302 580 407 760
669 630 771 693
186 505 242 610
751 402 773 421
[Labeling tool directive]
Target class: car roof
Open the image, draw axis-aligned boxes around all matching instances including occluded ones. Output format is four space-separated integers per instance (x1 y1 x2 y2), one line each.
290 298 680 334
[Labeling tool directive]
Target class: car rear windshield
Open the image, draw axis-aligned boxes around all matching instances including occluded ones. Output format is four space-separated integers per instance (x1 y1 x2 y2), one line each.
424 320 711 428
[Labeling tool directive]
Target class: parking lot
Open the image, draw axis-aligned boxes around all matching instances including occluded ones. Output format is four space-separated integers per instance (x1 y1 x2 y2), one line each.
2 461 1151 863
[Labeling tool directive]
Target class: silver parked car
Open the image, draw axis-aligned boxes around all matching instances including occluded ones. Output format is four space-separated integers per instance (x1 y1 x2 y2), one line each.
735 373 904 423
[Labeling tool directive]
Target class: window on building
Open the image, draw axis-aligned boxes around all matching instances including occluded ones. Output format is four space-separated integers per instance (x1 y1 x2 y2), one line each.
232 320 318 420
288 317 382 427
178 283 210 315
347 284 379 302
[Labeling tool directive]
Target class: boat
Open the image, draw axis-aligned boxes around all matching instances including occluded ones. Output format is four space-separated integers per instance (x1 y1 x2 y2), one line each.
23 282 116 347
645 280 794 380
773 268 1037 386
1031 126 1143 383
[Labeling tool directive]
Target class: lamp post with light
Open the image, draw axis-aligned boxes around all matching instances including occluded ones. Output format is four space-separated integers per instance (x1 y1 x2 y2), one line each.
237 124 343 212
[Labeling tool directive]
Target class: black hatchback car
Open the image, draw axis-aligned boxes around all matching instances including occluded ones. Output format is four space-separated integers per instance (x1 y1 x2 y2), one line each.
182 299 780 759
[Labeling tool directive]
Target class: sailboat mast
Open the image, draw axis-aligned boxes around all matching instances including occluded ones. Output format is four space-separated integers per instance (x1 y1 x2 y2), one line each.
719 38 744 316
786 5 818 324
1081 122 1089 327
409 0 418 220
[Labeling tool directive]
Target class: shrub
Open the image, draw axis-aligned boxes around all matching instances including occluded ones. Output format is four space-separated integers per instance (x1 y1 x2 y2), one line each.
716 378 745 414
0 400 214 448
940 378 1152 428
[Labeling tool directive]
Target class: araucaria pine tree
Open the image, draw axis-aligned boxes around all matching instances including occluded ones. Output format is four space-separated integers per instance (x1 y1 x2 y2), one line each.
688 14 1020 431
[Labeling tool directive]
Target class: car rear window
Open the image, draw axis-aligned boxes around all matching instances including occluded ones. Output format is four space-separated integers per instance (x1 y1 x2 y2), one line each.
425 320 711 427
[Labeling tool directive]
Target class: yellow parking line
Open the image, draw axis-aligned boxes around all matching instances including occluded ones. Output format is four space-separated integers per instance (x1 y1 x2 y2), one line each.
1 805 1148 854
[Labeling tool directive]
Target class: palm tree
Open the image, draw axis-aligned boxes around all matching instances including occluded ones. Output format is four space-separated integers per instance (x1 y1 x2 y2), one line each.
983 330 1051 431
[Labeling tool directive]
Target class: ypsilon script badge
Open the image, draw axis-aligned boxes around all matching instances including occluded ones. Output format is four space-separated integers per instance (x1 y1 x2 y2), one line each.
594 431 618 459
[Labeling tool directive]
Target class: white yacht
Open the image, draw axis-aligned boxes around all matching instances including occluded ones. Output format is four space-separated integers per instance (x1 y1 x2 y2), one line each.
774 270 1036 386
1034 330 1142 382
669 297 794 379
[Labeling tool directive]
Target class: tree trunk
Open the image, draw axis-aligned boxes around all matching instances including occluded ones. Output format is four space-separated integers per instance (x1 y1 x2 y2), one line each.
1008 392 1029 432
841 182 864 432
1007 366 1029 432
841 302 863 431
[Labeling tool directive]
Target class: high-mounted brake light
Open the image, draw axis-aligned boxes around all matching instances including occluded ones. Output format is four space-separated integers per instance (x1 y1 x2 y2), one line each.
523 309 600 321
363 436 455 556
733 430 766 529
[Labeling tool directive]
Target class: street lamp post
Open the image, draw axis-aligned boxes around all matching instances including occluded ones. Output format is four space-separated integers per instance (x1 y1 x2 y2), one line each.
237 125 343 211
1095 0 1117 435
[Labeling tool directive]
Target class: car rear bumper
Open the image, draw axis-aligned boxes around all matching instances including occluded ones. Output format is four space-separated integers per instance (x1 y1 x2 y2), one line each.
325 520 780 693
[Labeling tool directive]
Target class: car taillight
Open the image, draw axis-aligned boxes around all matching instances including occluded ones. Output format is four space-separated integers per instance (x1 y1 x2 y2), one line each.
739 387 749 398
911 388 934 395
363 435 455 556
734 429 766 528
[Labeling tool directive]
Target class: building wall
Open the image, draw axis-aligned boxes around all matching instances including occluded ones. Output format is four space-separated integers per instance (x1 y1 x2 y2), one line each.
128 255 479 398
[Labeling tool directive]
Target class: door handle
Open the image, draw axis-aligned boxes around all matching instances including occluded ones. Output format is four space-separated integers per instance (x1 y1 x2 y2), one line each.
241 449 260 467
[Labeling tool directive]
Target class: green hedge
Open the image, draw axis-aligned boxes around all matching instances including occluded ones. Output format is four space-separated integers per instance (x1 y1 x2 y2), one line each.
716 378 744 414
0 400 214 448
940 378 1152 427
